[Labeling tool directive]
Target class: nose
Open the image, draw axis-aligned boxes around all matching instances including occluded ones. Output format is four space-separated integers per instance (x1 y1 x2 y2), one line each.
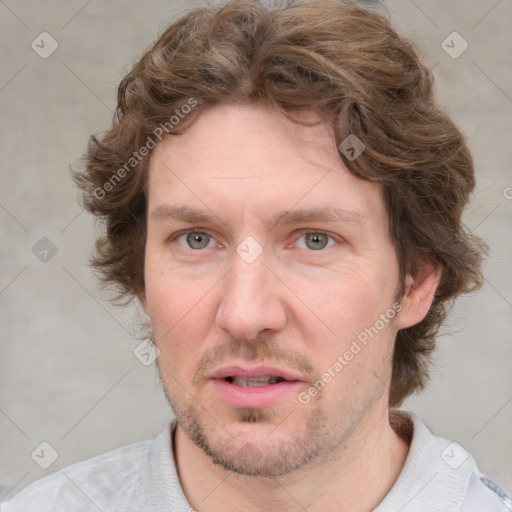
215 255 287 341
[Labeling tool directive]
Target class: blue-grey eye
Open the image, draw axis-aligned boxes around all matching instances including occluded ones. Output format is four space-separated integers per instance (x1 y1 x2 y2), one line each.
297 232 335 251
178 232 214 250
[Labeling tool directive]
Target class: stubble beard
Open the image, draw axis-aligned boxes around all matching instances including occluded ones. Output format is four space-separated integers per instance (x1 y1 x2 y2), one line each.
155 333 389 478
167 391 336 477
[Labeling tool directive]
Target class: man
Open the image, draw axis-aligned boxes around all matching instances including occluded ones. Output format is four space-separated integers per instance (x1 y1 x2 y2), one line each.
2 0 511 510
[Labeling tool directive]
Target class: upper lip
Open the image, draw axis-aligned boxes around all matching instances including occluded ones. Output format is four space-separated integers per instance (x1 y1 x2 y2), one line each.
210 364 303 382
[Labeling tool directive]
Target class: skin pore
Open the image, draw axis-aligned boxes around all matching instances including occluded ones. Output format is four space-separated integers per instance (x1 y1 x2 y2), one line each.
142 104 441 511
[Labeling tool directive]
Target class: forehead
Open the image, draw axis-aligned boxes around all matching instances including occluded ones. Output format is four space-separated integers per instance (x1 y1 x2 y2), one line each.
147 104 386 228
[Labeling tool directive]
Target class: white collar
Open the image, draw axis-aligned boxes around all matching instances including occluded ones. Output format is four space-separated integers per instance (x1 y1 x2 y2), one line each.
375 410 478 511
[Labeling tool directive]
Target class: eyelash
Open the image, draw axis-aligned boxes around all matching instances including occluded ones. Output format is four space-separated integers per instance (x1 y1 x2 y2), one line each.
171 229 340 252
293 230 338 251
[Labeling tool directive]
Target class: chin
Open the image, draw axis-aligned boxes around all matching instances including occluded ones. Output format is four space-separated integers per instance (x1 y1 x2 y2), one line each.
176 402 334 478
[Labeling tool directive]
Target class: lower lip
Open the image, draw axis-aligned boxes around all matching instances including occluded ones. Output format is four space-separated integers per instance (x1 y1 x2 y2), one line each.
211 379 304 409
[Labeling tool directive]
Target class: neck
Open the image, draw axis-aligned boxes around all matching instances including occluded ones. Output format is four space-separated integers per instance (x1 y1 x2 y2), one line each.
174 407 410 512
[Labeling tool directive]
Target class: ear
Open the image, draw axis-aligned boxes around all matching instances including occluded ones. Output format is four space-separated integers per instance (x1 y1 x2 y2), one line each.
396 260 442 330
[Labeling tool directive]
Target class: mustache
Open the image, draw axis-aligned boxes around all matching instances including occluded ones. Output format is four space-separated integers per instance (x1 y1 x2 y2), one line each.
191 336 316 385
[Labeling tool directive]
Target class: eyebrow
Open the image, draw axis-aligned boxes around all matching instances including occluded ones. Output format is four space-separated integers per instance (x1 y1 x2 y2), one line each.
149 204 367 229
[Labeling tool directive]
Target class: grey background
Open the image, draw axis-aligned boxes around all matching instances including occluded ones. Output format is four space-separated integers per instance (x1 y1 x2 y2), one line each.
1 0 511 500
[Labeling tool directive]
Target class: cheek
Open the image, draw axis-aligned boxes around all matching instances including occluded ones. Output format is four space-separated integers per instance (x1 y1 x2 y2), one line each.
144 259 216 360
292 260 399 382
149 292 210 385
299 264 394 333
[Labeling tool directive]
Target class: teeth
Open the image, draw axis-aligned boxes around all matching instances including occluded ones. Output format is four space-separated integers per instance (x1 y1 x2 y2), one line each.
232 377 283 387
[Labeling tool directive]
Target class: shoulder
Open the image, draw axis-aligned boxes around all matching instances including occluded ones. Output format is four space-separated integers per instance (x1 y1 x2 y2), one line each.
0 437 154 512
379 411 512 512
461 472 512 512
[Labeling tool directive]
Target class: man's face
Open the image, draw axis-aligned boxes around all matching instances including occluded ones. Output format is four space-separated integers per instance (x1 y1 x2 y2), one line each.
144 104 402 477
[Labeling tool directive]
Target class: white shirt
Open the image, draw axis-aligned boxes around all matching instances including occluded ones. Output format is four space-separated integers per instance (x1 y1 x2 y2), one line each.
2 411 511 511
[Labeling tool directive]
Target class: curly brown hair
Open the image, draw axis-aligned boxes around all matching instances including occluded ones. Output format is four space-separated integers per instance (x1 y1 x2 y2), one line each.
74 0 487 407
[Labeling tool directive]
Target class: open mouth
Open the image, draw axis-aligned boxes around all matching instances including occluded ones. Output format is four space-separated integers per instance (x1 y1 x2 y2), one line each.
209 364 304 408
224 376 286 387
